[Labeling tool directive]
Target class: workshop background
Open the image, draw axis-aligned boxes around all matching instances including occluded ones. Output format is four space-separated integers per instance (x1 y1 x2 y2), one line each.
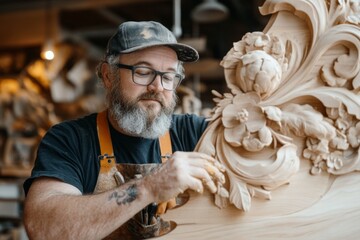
0 0 267 239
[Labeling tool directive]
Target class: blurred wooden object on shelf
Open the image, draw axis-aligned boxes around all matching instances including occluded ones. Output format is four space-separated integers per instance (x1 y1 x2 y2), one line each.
0 78 57 177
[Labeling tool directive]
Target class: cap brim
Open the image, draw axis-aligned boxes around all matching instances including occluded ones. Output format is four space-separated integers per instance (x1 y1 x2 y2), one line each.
120 43 199 62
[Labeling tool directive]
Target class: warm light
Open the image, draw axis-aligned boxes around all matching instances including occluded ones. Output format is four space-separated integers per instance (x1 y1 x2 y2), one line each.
41 40 55 60
43 50 55 60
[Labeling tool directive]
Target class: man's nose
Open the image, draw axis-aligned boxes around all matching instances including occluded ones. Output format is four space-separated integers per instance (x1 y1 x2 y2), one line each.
147 75 164 92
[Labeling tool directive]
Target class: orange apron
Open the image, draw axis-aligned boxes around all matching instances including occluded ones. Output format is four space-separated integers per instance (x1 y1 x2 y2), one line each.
93 110 176 239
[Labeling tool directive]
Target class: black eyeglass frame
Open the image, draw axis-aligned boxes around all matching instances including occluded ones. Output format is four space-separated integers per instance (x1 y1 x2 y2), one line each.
114 63 184 91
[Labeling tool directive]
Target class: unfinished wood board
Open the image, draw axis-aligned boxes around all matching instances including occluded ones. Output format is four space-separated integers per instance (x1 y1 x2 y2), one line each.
161 173 360 239
161 0 360 238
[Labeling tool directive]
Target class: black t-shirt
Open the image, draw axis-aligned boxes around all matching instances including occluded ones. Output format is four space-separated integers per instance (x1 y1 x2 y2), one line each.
23 113 207 195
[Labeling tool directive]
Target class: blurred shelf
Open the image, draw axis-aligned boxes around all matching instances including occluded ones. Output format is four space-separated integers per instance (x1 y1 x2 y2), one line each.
0 217 22 223
0 166 31 178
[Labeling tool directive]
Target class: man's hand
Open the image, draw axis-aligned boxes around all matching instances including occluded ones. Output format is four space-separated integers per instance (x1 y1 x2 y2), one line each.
145 151 226 204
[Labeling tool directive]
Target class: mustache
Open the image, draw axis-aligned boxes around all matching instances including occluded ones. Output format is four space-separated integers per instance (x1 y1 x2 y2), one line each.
137 92 165 106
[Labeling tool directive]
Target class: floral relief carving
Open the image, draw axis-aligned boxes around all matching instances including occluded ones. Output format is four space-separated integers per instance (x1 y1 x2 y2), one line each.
195 0 360 211
221 32 288 99
339 0 360 25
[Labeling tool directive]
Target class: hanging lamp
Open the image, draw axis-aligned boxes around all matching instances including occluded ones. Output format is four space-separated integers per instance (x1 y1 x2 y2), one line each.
191 0 229 23
40 0 55 60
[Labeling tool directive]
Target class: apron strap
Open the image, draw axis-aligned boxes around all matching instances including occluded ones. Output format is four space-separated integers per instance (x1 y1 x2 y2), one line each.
96 109 172 164
159 131 172 162
97 110 114 156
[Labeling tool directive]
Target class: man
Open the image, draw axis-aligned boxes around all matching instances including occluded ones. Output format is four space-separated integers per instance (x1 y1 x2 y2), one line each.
23 21 225 239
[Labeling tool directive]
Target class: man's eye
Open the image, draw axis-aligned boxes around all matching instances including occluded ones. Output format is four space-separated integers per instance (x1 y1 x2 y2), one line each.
135 68 152 76
162 74 174 82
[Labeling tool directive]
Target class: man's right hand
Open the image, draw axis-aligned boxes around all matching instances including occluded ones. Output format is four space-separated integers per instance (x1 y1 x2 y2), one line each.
145 151 226 204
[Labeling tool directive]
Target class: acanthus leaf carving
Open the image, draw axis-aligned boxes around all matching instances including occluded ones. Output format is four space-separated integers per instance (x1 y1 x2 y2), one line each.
195 0 360 212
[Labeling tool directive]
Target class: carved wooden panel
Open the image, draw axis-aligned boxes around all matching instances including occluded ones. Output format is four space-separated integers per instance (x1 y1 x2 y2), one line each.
161 0 360 238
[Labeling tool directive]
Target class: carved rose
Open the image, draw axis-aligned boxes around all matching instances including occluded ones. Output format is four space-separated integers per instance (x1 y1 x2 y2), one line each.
235 50 282 98
221 32 288 97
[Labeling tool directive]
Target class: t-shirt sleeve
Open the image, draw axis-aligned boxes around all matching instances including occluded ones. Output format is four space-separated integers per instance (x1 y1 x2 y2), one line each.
23 122 87 195
171 114 208 151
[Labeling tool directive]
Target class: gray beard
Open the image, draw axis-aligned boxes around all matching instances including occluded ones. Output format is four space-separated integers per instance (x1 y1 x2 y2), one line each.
107 79 177 139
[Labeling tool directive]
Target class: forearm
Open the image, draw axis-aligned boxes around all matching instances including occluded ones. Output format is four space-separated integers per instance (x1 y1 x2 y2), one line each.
24 152 226 239
24 178 154 240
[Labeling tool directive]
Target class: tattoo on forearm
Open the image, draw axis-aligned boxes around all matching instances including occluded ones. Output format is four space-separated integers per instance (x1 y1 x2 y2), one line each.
108 184 138 205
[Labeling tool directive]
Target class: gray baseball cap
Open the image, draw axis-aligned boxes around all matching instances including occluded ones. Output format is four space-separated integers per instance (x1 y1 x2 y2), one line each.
106 21 199 62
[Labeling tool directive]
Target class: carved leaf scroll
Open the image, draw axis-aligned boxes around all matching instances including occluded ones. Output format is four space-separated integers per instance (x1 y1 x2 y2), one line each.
195 0 360 211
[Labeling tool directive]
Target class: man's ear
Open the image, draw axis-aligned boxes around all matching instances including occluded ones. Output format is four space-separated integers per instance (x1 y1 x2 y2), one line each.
101 62 112 89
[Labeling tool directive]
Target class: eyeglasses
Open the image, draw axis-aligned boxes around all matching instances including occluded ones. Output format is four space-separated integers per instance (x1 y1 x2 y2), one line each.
115 63 184 91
